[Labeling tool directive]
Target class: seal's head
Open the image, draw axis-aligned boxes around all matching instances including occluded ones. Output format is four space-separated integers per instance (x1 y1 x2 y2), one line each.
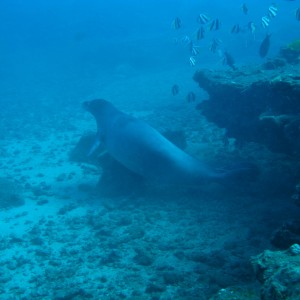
83 99 120 130
83 99 111 115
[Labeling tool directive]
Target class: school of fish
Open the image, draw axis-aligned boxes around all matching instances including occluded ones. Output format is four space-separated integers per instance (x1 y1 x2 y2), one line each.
171 2 299 68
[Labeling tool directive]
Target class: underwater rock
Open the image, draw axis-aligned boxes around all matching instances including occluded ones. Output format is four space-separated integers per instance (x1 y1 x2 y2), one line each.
69 133 99 164
162 271 184 285
251 245 300 300
31 181 52 197
271 220 300 249
36 198 49 206
0 177 24 209
57 203 78 215
261 57 286 70
145 282 166 294
291 183 300 206
279 43 300 64
209 287 258 300
290 244 300 255
53 288 93 300
193 64 300 155
101 250 120 265
133 248 154 266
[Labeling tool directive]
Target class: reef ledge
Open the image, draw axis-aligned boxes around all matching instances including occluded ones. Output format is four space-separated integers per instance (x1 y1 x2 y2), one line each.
193 58 300 155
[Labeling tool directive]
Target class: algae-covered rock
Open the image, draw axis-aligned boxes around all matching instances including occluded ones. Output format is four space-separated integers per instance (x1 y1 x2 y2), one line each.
287 40 300 52
279 40 300 64
251 244 300 300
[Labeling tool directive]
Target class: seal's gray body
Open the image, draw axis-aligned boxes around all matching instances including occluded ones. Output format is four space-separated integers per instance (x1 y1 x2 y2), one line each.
84 99 229 185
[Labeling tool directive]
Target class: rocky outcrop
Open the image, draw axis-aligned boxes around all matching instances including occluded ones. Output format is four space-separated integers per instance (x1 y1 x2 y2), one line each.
251 244 300 300
271 220 300 250
193 61 300 155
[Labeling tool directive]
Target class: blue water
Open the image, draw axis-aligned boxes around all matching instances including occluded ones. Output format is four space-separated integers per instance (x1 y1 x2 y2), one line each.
0 0 299 94
0 0 300 299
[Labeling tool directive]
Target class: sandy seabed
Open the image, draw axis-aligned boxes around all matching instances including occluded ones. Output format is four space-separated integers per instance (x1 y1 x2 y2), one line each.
0 65 296 299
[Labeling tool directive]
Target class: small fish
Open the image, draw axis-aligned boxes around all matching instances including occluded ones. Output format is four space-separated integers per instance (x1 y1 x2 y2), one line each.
210 38 221 53
296 8 300 21
182 35 191 46
189 56 196 66
196 26 205 40
172 17 182 30
231 24 240 34
187 92 196 103
261 16 270 28
210 18 221 31
197 13 210 25
259 33 271 58
192 45 200 55
223 51 237 70
171 84 179 96
268 4 278 18
241 3 248 15
188 41 200 55
248 21 256 34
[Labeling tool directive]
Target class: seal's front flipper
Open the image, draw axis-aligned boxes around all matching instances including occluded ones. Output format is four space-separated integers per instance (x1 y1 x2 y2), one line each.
87 131 106 157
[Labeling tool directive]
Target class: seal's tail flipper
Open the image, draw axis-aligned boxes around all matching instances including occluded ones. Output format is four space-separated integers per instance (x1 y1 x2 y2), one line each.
215 162 260 183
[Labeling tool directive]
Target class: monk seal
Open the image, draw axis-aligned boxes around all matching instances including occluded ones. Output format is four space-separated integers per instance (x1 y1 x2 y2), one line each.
83 99 253 185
